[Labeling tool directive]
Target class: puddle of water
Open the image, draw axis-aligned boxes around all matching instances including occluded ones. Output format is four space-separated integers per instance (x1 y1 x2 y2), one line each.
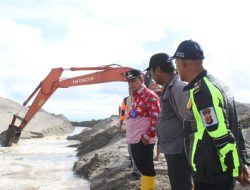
0 127 90 190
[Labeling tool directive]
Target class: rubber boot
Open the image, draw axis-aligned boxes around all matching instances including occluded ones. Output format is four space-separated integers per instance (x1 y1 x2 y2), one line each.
141 175 155 190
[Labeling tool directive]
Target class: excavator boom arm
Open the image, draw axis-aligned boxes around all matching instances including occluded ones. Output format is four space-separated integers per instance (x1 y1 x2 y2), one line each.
1 65 133 146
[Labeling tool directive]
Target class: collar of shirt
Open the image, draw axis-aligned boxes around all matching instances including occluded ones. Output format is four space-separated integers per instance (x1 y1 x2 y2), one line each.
163 73 178 94
166 73 178 88
133 84 146 95
183 70 207 91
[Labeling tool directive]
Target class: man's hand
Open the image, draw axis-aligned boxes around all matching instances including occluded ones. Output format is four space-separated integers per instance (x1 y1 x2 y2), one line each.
141 136 149 145
237 164 250 186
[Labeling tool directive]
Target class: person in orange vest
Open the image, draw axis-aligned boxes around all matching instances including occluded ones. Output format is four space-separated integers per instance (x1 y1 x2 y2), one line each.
119 96 129 131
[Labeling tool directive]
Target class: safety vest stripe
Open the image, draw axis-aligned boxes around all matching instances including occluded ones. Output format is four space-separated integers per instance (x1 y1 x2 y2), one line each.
189 89 205 171
218 143 240 177
203 77 228 138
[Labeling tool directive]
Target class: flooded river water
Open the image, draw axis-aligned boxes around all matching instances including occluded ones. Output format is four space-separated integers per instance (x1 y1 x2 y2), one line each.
0 127 90 190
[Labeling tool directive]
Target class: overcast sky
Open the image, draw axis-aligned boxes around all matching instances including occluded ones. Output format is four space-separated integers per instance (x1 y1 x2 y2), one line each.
0 0 249 121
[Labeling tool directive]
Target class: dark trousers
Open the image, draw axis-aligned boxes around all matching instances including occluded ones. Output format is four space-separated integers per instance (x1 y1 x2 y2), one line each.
131 141 155 176
165 152 192 190
194 179 235 190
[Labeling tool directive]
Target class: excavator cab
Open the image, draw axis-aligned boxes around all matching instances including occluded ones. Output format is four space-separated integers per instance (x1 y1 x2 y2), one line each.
0 65 133 147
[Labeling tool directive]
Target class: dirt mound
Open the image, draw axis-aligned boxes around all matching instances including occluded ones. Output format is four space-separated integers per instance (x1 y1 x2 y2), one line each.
0 97 73 139
72 116 169 190
236 102 250 120
72 112 250 190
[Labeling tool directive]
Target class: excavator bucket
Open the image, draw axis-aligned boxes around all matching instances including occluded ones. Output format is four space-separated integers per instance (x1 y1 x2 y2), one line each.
0 125 21 147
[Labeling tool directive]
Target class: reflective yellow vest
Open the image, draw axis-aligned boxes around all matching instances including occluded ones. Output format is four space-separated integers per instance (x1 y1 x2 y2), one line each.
185 72 240 177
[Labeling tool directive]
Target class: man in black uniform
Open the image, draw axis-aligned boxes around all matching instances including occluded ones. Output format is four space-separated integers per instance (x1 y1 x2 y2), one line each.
169 39 250 190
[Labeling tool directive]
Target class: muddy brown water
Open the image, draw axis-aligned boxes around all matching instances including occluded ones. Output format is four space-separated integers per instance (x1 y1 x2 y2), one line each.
0 127 90 190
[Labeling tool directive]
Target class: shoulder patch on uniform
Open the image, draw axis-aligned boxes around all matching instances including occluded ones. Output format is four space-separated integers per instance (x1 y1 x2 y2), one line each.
193 82 201 94
200 107 218 127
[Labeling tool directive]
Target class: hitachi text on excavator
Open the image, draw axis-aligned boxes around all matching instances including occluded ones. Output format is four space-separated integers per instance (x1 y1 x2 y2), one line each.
0 65 157 147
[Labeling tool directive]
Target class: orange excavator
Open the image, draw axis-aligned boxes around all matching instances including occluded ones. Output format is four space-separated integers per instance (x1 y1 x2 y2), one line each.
0 64 135 147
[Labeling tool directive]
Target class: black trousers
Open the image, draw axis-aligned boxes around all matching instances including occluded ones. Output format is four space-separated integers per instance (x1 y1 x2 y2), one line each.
131 141 155 176
194 179 235 190
165 152 192 190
